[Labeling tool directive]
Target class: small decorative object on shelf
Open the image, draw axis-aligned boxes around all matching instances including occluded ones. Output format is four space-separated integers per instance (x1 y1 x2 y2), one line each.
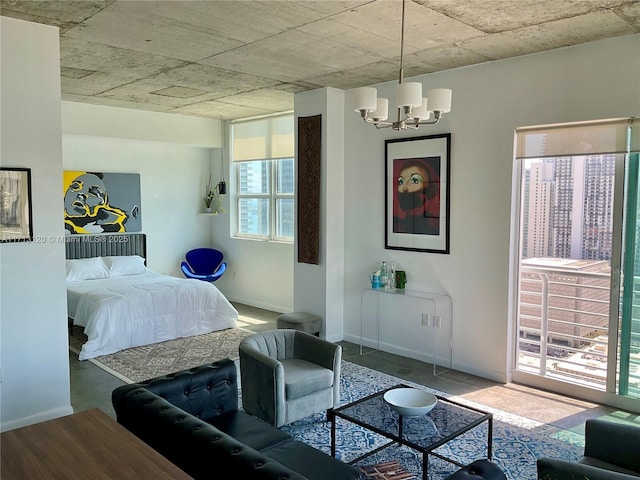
369 272 381 289
202 174 226 214
386 261 396 291
380 261 388 289
204 175 215 212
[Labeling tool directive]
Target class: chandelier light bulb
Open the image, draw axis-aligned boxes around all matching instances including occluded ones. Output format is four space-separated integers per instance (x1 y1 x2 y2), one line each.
411 98 431 120
426 88 452 113
352 87 377 112
397 82 422 107
371 98 389 121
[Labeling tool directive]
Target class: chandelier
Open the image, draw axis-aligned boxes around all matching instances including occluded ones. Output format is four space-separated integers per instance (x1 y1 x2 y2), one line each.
350 0 452 131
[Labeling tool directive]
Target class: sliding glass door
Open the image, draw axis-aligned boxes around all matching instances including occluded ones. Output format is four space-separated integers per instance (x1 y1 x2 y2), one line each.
512 119 639 409
619 152 640 398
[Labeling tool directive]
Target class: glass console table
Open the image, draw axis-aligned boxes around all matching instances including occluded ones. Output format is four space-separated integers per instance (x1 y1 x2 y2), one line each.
360 287 453 375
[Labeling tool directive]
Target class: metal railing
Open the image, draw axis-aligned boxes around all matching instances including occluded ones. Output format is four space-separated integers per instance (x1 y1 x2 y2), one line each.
517 264 640 397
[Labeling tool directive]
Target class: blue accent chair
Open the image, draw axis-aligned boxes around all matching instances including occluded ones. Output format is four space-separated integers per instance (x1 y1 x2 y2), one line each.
181 248 227 282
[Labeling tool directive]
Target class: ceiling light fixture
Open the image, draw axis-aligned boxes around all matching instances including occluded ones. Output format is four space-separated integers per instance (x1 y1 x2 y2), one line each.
350 0 452 131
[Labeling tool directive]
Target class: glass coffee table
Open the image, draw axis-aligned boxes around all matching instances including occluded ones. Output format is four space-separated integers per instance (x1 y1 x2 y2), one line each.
330 384 493 478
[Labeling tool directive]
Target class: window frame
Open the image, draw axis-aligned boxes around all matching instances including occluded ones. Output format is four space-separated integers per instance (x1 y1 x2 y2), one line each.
233 157 295 243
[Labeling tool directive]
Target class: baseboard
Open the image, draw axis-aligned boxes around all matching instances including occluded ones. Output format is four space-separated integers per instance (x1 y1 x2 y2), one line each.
343 332 507 384
1 405 74 433
226 296 288 315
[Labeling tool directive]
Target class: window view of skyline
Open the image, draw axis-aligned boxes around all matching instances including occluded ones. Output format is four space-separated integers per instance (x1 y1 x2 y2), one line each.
517 154 620 391
237 158 294 240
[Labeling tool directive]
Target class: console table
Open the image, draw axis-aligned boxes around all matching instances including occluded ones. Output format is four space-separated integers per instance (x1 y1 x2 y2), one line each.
360 287 453 375
0 408 192 479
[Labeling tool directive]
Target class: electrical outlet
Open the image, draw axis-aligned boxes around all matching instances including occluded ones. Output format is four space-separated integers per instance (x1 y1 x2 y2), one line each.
433 315 441 328
421 313 430 326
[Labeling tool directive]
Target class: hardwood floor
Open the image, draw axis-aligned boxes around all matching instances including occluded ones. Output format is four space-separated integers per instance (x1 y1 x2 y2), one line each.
69 302 638 434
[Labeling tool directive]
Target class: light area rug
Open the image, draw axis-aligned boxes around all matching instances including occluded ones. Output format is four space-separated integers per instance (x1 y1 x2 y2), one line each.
68 325 253 383
279 361 585 480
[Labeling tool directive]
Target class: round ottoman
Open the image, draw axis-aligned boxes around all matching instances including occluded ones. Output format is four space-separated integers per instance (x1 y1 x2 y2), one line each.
276 312 322 337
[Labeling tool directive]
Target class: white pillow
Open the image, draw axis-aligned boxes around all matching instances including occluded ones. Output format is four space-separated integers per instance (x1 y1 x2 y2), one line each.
104 255 147 276
66 257 110 282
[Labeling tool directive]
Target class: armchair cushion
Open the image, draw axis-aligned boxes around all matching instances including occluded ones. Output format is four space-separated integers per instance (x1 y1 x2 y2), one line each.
537 419 640 480
583 419 640 474
281 359 334 400
537 458 640 480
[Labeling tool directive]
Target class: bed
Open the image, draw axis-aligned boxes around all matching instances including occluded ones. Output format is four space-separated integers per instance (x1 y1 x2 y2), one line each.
66 233 238 360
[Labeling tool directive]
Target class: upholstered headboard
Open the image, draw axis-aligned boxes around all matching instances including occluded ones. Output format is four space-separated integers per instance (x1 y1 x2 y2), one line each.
65 233 147 260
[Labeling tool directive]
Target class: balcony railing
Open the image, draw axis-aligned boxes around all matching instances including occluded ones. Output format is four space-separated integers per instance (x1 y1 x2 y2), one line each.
517 264 640 397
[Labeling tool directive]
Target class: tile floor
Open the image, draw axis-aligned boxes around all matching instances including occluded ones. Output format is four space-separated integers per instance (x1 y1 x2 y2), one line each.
69 303 637 432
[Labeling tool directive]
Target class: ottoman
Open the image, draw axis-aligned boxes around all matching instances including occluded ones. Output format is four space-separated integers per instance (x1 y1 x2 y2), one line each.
445 459 506 480
276 312 322 337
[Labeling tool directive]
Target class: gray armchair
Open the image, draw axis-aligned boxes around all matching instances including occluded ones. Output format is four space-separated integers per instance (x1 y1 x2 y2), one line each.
239 329 341 428
537 419 640 480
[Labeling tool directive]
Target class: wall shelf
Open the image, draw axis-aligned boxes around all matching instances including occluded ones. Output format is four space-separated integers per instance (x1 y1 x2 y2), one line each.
360 287 453 375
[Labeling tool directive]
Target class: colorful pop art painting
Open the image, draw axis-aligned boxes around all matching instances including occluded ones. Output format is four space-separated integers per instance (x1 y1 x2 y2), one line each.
63 171 141 234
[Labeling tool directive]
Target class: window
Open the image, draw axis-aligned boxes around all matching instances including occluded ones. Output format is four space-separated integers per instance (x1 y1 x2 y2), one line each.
232 114 295 242
512 118 640 401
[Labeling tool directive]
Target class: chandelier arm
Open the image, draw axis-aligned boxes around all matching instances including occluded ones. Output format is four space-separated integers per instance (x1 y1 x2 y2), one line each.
416 110 444 126
360 113 393 128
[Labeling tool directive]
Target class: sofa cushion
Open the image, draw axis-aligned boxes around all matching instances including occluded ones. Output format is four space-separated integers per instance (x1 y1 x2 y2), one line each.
579 457 640 476
263 440 365 480
209 410 292 452
281 359 333 400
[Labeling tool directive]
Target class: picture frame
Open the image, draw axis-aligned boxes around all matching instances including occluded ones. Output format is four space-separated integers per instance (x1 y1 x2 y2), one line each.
1 167 34 243
385 134 451 254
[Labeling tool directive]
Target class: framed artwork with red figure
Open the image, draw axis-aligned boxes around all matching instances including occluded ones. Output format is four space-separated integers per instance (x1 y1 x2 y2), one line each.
385 134 451 253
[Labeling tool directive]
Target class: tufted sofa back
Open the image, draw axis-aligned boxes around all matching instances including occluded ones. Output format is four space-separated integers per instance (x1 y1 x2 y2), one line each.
142 359 238 422
112 358 308 480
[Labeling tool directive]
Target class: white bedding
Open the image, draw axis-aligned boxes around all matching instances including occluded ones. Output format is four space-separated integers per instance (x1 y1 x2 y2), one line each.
68 272 238 360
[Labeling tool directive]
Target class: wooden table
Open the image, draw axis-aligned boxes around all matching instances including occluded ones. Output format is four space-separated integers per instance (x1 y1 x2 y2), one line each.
0 408 192 479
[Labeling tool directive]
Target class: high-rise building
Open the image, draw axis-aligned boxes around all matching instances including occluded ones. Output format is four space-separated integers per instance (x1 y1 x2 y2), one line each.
524 155 615 261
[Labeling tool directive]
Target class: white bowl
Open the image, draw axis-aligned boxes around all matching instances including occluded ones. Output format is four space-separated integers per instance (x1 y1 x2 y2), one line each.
383 387 437 416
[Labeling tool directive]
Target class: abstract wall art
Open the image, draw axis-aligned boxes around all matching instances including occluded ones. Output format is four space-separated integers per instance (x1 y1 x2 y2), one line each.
63 171 141 234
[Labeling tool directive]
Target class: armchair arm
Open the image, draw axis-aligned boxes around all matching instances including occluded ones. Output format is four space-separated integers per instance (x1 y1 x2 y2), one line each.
584 419 640 473
238 343 286 427
294 332 342 407
537 457 639 480
294 332 341 371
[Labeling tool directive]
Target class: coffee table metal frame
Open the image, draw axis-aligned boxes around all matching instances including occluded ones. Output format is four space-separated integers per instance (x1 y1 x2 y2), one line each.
329 384 493 479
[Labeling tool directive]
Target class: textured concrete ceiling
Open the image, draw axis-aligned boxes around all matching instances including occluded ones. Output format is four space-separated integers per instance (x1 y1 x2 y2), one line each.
2 0 639 120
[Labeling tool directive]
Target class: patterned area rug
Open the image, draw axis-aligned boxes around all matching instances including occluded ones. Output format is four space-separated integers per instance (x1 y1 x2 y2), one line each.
70 327 585 479
69 326 253 383
279 362 585 480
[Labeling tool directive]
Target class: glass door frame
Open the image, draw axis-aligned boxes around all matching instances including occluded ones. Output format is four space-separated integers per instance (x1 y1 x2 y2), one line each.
509 151 639 414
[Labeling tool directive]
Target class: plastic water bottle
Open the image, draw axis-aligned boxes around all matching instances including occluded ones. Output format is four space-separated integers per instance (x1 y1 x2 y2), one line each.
387 261 396 291
380 261 387 290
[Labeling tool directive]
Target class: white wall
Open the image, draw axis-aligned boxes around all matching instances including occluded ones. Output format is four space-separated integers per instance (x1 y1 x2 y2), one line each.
0 17 72 431
292 88 346 341
62 133 215 277
340 35 640 382
211 121 294 313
